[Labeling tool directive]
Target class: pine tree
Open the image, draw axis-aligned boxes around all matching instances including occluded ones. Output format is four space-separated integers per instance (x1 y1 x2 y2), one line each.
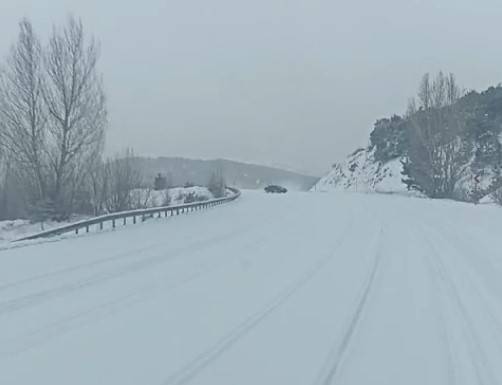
208 171 226 198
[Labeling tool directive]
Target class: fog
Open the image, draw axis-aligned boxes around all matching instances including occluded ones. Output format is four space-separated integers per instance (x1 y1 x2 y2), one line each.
1 0 501 175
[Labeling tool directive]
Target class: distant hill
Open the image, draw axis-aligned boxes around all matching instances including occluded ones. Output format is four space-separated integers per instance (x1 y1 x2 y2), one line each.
134 157 319 191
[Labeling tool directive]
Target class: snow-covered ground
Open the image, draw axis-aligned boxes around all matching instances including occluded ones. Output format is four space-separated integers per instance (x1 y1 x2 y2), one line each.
0 190 501 384
131 186 215 208
312 148 410 194
0 186 215 246
0 216 91 245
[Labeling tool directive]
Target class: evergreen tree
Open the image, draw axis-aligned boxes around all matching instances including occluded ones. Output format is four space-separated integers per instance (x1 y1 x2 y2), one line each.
208 171 226 198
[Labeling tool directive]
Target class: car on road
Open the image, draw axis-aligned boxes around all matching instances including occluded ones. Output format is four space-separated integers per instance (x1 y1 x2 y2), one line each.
264 185 288 193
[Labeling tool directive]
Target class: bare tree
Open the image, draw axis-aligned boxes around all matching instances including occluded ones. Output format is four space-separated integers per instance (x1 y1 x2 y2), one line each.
87 156 108 215
105 149 142 213
43 16 106 216
0 19 48 202
402 72 472 198
0 153 8 219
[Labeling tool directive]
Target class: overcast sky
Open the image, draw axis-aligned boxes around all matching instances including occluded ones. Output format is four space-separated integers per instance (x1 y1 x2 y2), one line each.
1 0 502 175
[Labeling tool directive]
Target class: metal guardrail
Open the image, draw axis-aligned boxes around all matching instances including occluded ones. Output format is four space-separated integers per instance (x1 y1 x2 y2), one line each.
14 187 241 242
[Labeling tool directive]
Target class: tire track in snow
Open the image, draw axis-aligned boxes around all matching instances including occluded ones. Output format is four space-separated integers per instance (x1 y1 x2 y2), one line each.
412 224 456 385
0 216 268 293
0 225 261 317
427 223 502 350
0 198 296 297
161 221 356 385
0 255 230 357
0 209 307 353
420 225 496 385
0 242 176 292
313 226 383 385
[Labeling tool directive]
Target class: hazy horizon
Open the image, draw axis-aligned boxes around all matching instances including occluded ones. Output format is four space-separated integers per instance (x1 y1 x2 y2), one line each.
2 0 502 175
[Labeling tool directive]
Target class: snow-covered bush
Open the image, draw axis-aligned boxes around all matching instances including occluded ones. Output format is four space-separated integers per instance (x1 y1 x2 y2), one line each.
491 187 502 206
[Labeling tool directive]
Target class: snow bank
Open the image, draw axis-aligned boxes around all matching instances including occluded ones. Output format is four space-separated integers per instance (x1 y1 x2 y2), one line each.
0 187 215 245
130 186 215 208
312 148 410 194
0 216 90 245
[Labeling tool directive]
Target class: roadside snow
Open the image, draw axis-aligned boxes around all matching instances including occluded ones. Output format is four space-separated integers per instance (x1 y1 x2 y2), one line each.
0 216 90 245
0 186 215 245
0 191 501 384
312 148 410 194
131 186 214 207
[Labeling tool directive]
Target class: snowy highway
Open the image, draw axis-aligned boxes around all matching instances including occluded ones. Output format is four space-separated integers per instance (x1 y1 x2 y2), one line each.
0 190 501 384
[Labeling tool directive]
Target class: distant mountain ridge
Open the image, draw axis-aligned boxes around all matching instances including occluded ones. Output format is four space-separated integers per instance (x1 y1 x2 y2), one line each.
134 157 319 191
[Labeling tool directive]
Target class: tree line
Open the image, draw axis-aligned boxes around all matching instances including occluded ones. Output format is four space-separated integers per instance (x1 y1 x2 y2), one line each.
0 17 106 220
0 17 227 221
370 71 502 202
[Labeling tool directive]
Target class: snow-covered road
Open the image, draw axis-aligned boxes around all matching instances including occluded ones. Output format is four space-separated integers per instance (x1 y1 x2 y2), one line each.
0 191 501 384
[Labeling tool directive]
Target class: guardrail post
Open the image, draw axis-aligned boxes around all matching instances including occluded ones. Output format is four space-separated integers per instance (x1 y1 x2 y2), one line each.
75 228 79 235
100 222 103 231
123 217 126 226
86 225 89 233
133 215 136 224
112 219 116 229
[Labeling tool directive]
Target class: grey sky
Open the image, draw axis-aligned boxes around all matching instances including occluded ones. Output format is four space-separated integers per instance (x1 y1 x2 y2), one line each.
1 0 502 175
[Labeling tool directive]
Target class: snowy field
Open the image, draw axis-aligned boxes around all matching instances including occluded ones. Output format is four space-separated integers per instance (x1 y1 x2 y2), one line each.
0 190 501 384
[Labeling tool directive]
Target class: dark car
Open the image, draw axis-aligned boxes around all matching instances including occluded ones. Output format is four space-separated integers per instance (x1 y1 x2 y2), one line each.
264 185 288 193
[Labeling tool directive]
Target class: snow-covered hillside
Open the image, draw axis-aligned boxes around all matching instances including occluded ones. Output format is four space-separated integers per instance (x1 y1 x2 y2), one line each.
312 148 409 194
313 147 499 200
0 190 501 384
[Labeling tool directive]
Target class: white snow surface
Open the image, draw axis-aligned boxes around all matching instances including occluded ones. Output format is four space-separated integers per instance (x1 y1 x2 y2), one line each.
0 216 91 245
0 190 501 384
312 148 410 194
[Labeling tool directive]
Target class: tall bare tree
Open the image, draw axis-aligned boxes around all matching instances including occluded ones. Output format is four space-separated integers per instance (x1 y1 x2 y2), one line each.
402 72 472 198
104 149 142 213
0 19 47 202
43 16 106 216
